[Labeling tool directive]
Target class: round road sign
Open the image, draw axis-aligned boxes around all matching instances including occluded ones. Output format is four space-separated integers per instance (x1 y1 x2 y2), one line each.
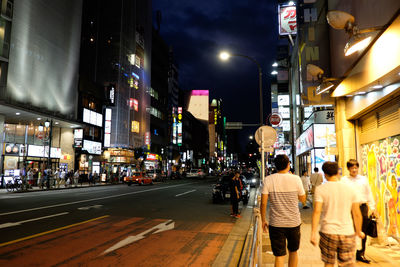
269 113 282 126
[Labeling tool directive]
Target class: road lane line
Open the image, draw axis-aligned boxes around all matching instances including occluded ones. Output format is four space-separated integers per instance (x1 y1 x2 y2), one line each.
0 215 109 247
0 183 196 216
175 190 197 197
0 212 69 229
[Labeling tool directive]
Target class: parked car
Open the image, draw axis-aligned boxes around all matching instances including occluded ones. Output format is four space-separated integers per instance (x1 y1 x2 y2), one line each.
242 172 259 187
186 169 206 178
124 172 154 186
212 175 250 204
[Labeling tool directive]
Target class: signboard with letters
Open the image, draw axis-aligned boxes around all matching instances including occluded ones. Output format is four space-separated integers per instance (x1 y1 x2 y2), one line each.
278 5 297 36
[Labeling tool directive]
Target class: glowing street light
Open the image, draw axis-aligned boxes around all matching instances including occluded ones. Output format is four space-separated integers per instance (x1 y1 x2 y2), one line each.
218 51 264 126
219 51 231 61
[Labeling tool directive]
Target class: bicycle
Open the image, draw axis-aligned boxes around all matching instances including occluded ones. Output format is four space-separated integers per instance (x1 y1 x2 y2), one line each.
5 177 23 192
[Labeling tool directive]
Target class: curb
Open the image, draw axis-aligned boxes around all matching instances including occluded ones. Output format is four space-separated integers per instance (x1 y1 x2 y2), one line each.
212 189 256 267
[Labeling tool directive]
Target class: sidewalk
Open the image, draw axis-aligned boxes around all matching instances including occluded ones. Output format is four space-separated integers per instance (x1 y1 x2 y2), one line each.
261 206 400 266
0 181 121 194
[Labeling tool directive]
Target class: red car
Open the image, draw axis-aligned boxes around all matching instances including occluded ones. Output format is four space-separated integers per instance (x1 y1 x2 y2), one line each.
124 172 154 186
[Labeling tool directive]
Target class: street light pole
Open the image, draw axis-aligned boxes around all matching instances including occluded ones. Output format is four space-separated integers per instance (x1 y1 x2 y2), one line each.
219 52 263 126
45 119 53 171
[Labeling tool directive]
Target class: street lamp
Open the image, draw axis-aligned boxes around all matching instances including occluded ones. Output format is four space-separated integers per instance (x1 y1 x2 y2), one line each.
44 119 53 171
219 51 264 126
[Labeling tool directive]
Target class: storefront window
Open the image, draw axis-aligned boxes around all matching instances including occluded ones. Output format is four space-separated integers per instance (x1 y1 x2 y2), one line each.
361 134 400 237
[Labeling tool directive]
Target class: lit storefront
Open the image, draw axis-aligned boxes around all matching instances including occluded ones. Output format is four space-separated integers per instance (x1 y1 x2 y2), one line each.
1 123 75 182
296 111 336 174
103 148 136 177
333 14 400 237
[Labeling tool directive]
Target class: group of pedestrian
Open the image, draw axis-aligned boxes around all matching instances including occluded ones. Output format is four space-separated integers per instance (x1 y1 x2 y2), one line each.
261 155 375 267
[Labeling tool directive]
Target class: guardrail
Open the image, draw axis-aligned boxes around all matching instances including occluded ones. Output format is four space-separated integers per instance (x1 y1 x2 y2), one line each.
248 194 263 267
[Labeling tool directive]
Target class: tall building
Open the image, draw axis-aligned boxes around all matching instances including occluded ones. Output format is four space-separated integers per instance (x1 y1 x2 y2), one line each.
149 27 170 171
79 0 152 175
0 0 82 184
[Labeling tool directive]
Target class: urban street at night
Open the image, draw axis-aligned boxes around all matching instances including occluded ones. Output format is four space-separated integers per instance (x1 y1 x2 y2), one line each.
1 0 400 266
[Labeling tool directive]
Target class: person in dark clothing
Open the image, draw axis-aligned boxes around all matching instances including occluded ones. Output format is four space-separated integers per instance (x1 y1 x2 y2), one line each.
230 171 242 218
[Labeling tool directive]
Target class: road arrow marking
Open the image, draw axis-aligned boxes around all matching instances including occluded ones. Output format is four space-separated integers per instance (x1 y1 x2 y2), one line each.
102 219 175 255
77 205 103 210
175 189 196 197
0 212 69 229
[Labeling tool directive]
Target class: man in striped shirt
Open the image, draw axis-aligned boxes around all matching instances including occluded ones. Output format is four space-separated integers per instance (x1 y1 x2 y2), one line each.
261 155 306 267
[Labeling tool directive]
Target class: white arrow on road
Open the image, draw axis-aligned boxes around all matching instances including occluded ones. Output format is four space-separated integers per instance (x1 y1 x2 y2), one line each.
77 205 103 210
102 219 175 255
0 212 69 229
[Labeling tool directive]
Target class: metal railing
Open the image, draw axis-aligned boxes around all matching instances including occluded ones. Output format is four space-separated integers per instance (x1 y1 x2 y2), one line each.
248 194 263 267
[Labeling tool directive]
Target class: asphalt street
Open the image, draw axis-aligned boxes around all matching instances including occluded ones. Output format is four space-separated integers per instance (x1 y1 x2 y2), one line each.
0 177 249 266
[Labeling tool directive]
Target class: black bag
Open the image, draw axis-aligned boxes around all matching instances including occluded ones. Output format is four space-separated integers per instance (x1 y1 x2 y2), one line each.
366 215 378 238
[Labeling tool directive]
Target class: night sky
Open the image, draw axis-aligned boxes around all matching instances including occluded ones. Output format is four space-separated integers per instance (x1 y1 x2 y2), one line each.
152 1 280 151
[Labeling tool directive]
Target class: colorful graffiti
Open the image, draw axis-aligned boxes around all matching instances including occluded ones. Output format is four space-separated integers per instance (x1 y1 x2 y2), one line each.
361 135 400 237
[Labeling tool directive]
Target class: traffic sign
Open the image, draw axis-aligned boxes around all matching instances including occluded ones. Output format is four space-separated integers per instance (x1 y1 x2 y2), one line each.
255 126 277 147
269 113 282 126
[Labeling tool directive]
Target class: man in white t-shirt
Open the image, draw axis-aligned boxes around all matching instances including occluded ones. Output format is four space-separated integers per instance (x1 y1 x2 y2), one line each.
261 155 306 267
311 161 364 267
310 167 323 195
341 159 375 264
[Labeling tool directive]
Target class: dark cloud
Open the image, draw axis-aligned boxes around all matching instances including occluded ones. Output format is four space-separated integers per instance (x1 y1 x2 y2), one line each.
152 0 279 125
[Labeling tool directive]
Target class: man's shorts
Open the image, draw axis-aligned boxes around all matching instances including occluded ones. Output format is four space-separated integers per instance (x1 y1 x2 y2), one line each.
319 232 356 265
268 225 301 256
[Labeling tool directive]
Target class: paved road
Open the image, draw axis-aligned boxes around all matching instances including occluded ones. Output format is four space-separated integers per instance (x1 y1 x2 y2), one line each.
0 178 242 266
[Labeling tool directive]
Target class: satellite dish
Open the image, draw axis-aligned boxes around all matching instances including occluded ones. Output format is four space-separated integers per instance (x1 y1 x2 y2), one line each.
255 126 277 147
307 64 324 78
326 10 355 30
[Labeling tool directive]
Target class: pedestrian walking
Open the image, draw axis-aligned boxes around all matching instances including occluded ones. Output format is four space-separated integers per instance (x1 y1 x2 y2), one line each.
261 154 306 267
230 171 242 218
37 170 42 188
310 167 323 196
73 170 79 187
300 170 310 209
27 168 34 187
311 161 364 267
341 159 375 264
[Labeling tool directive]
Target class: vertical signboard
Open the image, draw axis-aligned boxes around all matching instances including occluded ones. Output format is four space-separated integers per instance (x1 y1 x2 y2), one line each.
278 4 297 36
177 107 183 146
104 108 112 147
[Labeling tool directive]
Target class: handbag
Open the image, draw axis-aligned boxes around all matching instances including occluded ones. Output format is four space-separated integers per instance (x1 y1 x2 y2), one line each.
366 215 378 238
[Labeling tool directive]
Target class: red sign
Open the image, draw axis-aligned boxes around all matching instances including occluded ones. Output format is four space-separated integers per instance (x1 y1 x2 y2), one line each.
147 153 157 161
269 113 282 126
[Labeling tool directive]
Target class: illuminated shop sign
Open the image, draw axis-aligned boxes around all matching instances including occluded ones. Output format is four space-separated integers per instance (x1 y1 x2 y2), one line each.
278 4 297 36
145 132 151 145
83 108 102 127
278 107 290 119
313 124 336 148
74 129 83 148
28 145 62 158
177 107 183 146
131 121 140 133
109 86 115 104
278 95 290 106
129 98 139 111
4 143 20 156
296 126 314 156
104 108 112 147
147 153 157 161
83 140 102 155
132 72 139 80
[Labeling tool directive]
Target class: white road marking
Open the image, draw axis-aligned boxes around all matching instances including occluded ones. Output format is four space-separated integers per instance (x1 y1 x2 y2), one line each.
0 183 197 216
0 212 69 229
102 219 175 255
175 189 196 197
77 205 103 210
